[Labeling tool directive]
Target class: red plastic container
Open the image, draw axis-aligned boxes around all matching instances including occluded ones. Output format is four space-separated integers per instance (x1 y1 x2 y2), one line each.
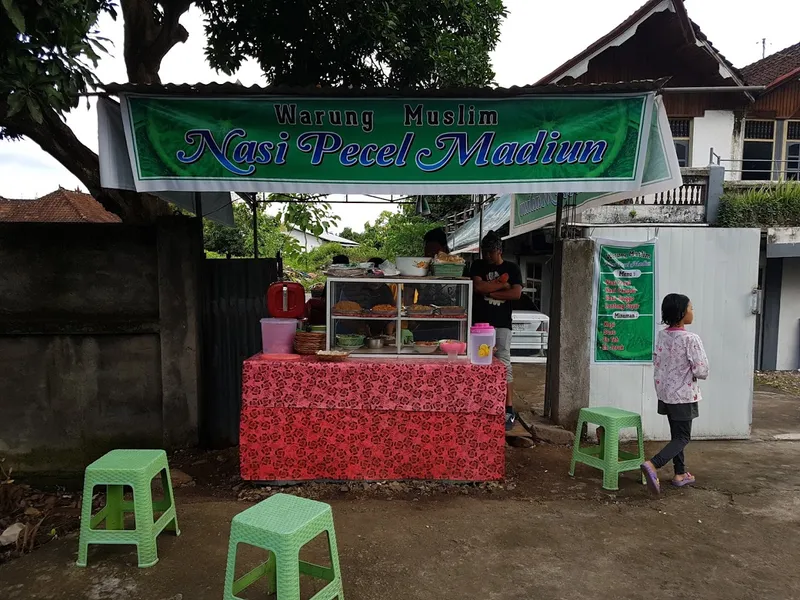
267 281 306 318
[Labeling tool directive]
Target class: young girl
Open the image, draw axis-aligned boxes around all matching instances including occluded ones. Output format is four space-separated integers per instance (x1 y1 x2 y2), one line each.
641 293 709 495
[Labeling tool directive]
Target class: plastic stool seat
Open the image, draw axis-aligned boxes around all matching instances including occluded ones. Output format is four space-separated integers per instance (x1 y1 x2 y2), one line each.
235 493 332 535
76 449 180 568
224 493 344 600
569 407 646 491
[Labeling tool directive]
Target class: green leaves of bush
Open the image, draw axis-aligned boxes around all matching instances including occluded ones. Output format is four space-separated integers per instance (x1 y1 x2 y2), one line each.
718 182 800 228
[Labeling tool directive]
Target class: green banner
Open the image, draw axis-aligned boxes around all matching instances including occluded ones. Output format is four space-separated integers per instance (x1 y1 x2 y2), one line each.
508 96 681 236
593 239 657 363
117 93 655 194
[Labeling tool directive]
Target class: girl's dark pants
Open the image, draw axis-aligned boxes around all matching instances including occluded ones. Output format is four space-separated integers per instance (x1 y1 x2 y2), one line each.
651 418 692 475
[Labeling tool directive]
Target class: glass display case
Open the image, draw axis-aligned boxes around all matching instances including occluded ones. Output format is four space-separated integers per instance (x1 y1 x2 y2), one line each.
325 277 473 357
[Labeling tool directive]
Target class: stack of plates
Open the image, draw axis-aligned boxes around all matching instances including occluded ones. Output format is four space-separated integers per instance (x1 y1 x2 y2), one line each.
294 332 326 355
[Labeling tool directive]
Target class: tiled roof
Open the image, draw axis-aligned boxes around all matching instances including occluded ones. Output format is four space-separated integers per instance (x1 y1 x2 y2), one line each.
741 42 800 87
0 188 122 223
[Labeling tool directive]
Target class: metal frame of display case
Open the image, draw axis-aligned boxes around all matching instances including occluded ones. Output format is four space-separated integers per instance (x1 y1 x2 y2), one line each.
325 277 473 358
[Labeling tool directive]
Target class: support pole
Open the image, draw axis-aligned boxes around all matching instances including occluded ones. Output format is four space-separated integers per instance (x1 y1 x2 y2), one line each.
194 192 204 257
554 193 564 240
478 195 484 257
252 195 259 259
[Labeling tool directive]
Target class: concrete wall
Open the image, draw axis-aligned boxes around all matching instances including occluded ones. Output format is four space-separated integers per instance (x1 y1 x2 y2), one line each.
692 110 735 168
580 205 705 225
776 257 800 371
0 218 200 472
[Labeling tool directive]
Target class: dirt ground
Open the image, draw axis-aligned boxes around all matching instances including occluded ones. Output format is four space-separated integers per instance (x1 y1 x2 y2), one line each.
2 367 800 600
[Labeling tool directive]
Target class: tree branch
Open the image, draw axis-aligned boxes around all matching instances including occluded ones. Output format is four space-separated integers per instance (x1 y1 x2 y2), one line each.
1 97 171 223
121 0 192 84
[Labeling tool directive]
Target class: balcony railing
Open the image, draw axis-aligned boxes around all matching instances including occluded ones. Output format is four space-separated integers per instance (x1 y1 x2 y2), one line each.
619 167 709 206
710 149 800 182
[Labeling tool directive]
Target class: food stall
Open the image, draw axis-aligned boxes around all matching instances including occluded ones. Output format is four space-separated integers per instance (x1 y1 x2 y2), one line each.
240 257 508 482
98 83 683 483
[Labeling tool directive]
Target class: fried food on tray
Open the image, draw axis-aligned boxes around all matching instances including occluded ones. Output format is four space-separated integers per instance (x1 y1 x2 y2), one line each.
407 304 434 314
433 251 465 265
371 304 396 312
438 305 465 314
333 300 362 313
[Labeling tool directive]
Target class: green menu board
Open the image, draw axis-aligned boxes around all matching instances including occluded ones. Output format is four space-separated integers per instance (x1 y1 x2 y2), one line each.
593 239 657 363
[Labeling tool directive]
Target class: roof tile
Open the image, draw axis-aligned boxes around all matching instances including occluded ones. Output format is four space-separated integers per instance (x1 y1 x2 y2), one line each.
0 188 122 223
741 42 800 87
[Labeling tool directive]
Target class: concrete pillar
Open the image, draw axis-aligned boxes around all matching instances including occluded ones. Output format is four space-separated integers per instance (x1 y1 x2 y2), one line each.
546 238 594 430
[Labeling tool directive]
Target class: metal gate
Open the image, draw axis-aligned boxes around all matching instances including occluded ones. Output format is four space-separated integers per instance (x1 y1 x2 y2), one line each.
587 226 761 440
200 257 282 447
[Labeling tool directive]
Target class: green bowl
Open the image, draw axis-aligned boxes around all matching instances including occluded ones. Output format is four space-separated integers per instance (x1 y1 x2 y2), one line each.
336 334 365 347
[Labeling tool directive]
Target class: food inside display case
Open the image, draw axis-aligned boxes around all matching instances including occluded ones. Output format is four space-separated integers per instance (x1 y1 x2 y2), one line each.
326 277 473 356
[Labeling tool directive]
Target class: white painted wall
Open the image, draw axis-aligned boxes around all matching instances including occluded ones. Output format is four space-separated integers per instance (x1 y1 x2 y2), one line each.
587 226 760 440
691 110 735 168
776 257 800 370
288 229 325 250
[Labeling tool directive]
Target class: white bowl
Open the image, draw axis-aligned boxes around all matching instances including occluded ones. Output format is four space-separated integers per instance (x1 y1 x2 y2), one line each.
396 257 431 277
413 342 440 354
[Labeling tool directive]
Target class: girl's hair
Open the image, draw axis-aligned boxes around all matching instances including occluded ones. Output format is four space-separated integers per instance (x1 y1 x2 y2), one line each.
661 293 691 327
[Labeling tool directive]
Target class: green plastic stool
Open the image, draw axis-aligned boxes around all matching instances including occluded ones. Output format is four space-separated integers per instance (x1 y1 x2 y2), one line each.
77 449 180 568
569 407 646 491
223 493 344 600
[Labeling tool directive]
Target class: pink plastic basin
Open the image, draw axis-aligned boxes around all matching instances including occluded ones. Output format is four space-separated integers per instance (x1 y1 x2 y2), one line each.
439 340 467 356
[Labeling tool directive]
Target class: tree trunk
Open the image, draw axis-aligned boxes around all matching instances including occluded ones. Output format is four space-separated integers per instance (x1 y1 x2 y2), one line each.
0 0 193 223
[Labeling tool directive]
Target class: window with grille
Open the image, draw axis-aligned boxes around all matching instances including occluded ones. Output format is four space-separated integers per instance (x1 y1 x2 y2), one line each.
669 118 692 167
788 121 800 181
742 120 775 181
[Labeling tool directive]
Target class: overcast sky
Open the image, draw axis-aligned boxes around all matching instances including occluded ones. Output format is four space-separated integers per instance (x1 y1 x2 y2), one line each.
0 0 797 232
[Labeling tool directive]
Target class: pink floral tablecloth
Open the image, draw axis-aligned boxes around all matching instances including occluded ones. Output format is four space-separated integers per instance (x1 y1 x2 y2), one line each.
240 356 506 481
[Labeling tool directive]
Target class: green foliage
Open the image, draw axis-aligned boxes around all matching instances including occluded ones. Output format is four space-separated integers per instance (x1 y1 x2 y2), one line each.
357 211 442 259
718 183 800 228
266 194 340 241
203 201 302 259
0 0 113 134
339 227 362 244
197 0 506 87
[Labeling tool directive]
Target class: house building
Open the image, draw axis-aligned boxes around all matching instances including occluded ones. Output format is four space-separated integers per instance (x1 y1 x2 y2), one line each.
537 0 800 183
0 188 121 223
447 0 800 369
286 227 358 250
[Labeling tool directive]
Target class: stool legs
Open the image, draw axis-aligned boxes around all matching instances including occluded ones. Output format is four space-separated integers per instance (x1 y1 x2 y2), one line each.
133 484 158 568
568 417 586 477
76 479 95 567
105 485 125 530
324 526 345 600
224 528 344 600
601 430 620 491
156 469 180 535
276 550 302 600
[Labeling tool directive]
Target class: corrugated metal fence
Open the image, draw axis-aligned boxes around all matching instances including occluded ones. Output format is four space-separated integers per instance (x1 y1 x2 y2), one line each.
201 257 282 447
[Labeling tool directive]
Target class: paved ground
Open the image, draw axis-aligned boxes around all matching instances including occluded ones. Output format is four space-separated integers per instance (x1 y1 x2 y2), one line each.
2 373 800 600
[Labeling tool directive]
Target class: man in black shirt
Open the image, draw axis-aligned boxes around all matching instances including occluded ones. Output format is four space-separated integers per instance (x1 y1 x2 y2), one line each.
469 231 523 431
